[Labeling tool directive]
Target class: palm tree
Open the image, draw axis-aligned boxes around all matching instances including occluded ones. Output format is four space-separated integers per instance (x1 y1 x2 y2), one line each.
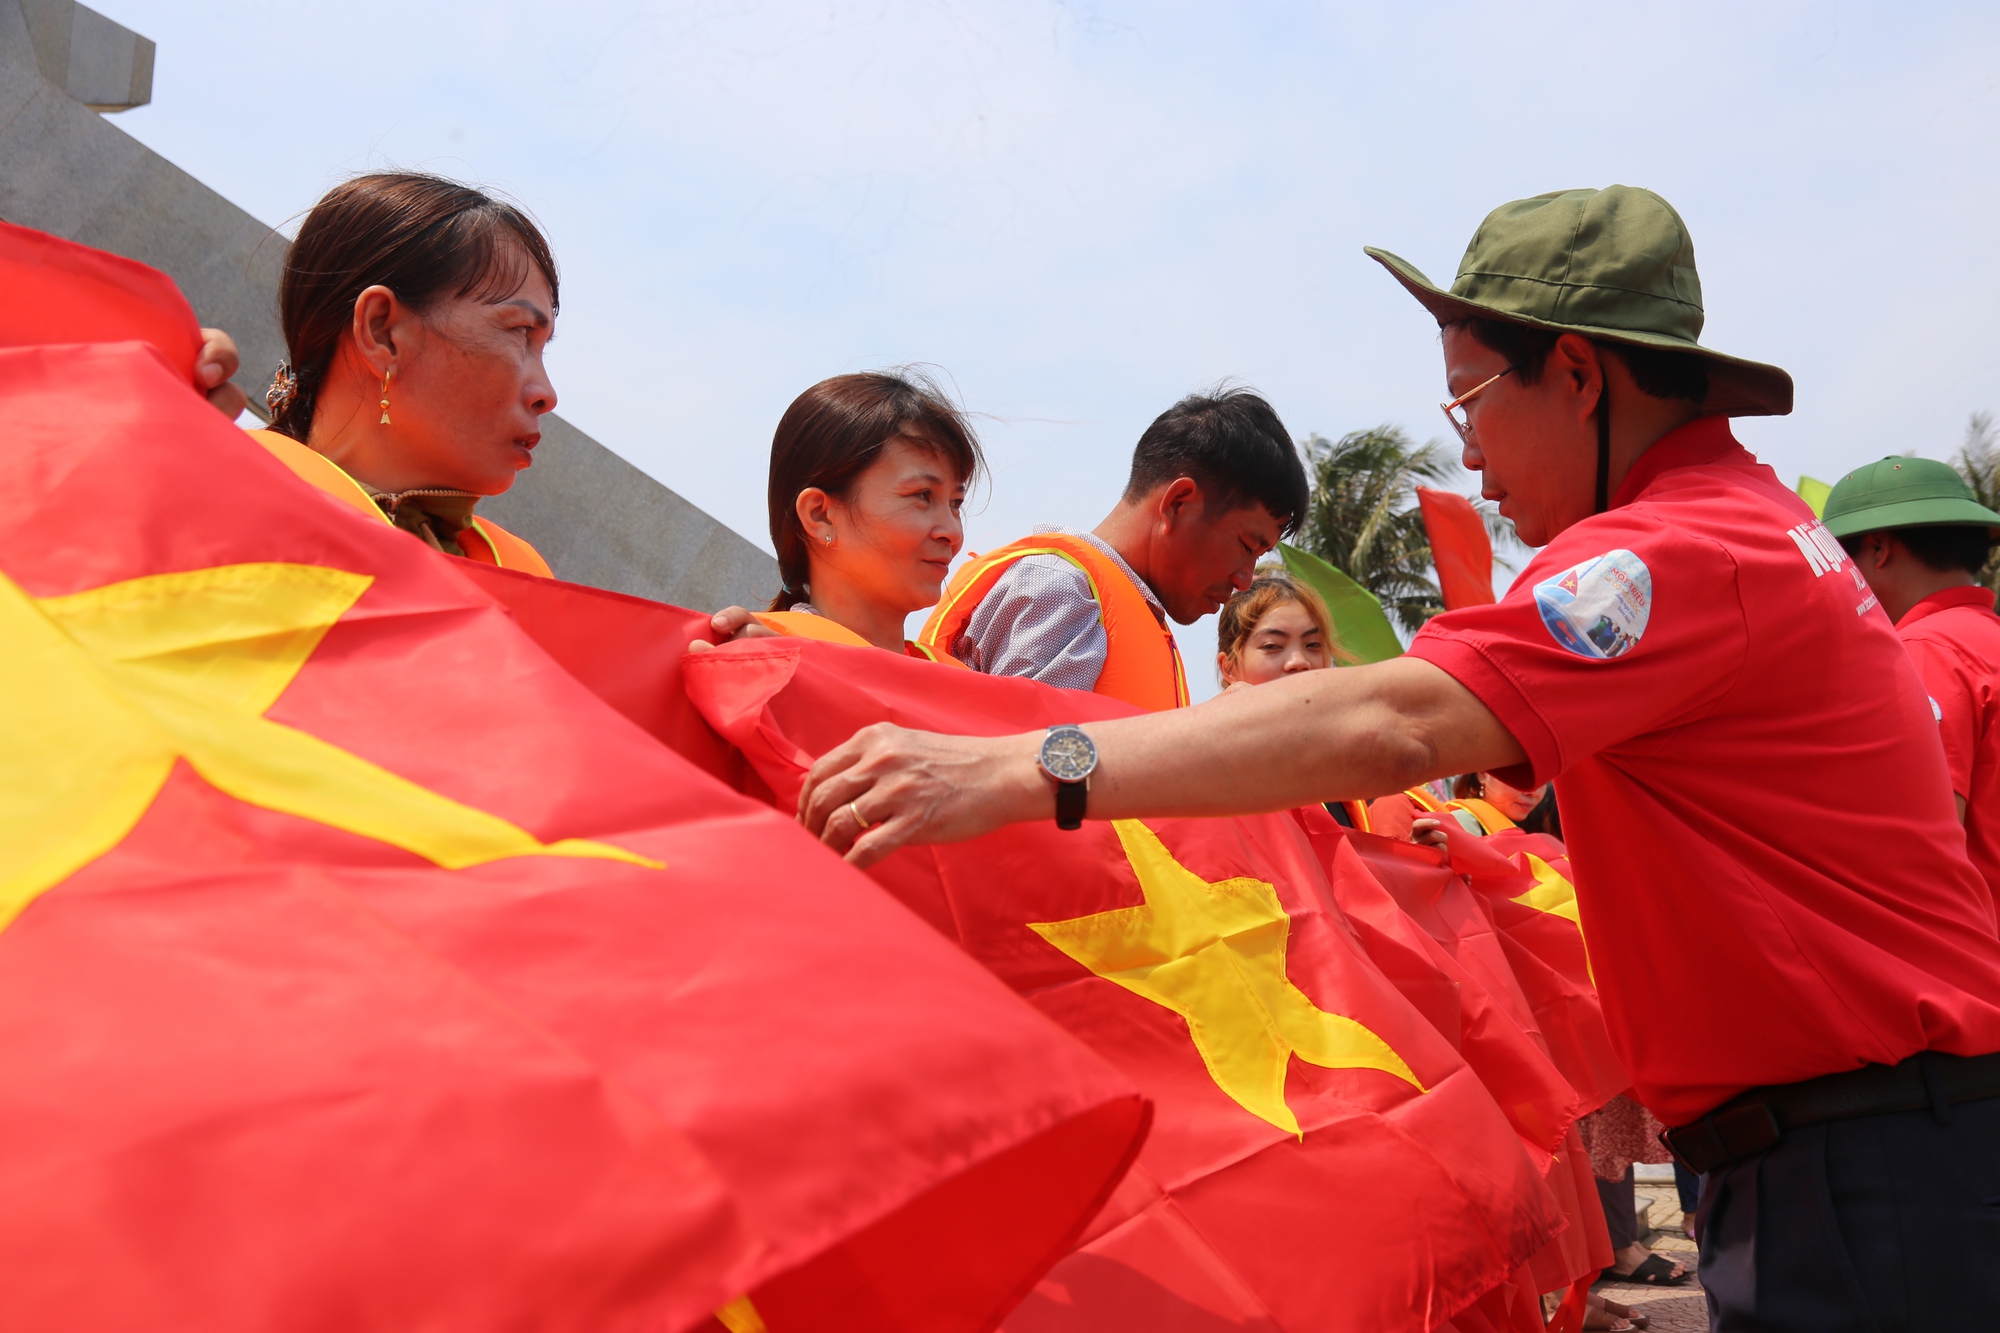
1293 425 1512 633
1955 411 2000 593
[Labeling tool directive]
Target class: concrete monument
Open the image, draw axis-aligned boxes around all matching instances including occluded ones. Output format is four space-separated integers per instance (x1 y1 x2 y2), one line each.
0 0 776 611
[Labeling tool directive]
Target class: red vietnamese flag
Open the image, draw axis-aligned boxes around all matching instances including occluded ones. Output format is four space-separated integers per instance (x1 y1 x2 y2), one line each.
1289 808 1579 1160
1439 823 1626 1308
0 219 205 386
0 339 1149 1331
1292 814 1591 1333
685 641 1565 1332
1437 828 1627 1117
1349 828 1625 1118
1455 825 1594 996
1338 830 1618 1312
1417 488 1497 611
450 559 750 789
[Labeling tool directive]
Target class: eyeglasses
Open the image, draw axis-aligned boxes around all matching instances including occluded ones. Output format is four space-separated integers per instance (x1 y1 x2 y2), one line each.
1439 363 1522 444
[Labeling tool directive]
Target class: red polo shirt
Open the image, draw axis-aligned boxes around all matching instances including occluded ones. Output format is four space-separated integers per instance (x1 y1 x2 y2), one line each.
1898 585 2000 920
1409 416 2000 1125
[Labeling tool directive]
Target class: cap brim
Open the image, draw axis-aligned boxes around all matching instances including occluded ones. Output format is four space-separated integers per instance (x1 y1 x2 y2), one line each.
1364 246 1794 418
1822 496 2000 539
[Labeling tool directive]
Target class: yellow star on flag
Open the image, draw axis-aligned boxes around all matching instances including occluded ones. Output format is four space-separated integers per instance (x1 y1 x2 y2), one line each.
1511 853 1591 980
1509 854 1579 926
2 561 658 931
1030 819 1421 1136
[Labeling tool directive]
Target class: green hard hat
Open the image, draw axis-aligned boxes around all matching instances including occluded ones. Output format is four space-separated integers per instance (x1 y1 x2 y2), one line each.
1365 185 1793 418
1821 456 2000 538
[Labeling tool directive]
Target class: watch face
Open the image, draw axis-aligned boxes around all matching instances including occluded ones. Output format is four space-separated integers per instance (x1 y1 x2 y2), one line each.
1040 727 1098 783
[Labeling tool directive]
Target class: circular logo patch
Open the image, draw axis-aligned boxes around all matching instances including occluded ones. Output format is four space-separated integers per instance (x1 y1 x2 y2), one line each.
1533 549 1652 659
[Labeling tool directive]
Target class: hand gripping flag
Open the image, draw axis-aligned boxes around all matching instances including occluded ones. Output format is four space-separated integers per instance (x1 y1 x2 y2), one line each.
684 641 1565 1332
0 336 1149 1332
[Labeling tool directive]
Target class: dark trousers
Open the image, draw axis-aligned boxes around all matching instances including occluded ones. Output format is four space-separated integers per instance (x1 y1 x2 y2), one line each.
1697 1091 2000 1330
1596 1166 1639 1250
1675 1161 1702 1217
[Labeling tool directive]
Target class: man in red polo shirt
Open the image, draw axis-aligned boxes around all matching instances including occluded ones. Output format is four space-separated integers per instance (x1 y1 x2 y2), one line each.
1824 456 2000 921
801 187 2000 1330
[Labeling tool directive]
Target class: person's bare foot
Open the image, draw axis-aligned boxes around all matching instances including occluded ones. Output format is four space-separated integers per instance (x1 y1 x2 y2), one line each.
1583 1294 1650 1330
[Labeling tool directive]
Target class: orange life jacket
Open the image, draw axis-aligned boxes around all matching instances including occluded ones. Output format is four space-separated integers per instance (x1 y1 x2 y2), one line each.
915 533 1188 711
1402 786 1515 836
1401 786 1449 813
246 428 553 578
754 609 966 665
1328 800 1372 832
1447 797 1516 835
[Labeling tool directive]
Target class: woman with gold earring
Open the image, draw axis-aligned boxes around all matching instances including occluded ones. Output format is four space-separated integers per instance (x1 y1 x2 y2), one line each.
247 172 558 575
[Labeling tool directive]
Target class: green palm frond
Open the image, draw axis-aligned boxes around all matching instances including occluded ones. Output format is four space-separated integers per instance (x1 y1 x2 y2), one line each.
1956 411 2000 593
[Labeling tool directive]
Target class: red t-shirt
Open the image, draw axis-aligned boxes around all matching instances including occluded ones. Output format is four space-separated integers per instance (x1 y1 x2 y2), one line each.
1409 416 2000 1125
1898 585 2000 921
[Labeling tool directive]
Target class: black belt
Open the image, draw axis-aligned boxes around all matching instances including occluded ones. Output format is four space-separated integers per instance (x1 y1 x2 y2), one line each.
1661 1049 2000 1177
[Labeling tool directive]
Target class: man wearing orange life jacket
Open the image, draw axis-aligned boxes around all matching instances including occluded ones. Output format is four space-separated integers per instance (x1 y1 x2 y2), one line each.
916 387 1310 712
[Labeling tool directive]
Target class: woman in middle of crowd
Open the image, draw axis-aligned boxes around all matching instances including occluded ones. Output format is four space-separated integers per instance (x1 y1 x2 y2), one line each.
701 369 984 659
1213 572 1380 830
1215 570 1344 688
1439 769 1553 836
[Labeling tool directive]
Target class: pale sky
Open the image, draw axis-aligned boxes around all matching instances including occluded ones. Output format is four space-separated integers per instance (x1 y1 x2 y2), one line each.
100 1 2000 697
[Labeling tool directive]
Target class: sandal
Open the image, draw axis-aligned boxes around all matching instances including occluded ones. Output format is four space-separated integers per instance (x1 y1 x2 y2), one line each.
1600 1252 1690 1287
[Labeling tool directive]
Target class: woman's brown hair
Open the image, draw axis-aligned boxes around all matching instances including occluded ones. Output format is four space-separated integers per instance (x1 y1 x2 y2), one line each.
765 369 984 611
1215 570 1347 682
266 172 559 441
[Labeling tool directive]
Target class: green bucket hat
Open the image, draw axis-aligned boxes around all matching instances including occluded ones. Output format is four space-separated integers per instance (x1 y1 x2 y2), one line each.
1366 185 1793 418
1821 456 2000 539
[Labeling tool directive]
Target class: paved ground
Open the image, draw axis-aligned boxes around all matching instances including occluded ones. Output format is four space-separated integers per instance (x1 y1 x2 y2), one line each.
1590 1188 1707 1332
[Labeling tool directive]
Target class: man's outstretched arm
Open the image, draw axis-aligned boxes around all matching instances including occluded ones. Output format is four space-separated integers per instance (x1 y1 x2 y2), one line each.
797 655 1527 866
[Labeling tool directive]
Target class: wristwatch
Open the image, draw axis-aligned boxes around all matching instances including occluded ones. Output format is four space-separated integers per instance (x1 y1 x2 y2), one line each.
1037 725 1099 831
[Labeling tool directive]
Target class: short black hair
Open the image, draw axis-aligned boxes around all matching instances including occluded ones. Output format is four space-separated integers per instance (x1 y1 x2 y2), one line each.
1836 524 1995 576
1124 387 1309 537
1455 318 1709 405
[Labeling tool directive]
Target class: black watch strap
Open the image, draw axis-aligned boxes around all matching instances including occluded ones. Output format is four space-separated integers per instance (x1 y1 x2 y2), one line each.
1054 778 1088 831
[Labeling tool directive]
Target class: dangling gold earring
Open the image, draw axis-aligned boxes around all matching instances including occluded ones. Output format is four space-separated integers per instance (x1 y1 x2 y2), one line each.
378 369 393 426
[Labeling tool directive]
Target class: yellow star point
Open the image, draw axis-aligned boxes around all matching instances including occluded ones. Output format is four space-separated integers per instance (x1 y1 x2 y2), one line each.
1509 854 1579 926
1030 819 1421 1136
1510 853 1592 982
2 561 659 930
